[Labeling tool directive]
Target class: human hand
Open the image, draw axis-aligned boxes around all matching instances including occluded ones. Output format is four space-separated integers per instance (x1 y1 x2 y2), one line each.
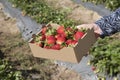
77 23 103 38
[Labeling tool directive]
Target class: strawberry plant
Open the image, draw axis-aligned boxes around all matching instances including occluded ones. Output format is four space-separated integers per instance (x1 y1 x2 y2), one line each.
90 36 120 79
82 0 120 11
9 0 76 27
0 59 24 80
30 24 86 50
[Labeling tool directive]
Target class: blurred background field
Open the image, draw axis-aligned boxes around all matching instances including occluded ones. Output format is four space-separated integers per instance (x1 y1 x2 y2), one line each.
0 0 120 80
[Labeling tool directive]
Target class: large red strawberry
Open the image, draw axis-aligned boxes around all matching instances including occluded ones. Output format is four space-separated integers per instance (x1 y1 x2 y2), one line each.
57 26 65 34
56 36 66 45
46 35 56 45
74 31 84 41
52 44 61 50
61 32 67 37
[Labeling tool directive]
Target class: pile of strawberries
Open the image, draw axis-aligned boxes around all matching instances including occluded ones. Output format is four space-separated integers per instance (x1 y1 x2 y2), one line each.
31 25 85 50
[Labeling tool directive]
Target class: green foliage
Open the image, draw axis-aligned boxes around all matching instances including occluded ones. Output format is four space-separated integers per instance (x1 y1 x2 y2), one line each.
9 0 75 27
82 0 120 11
90 37 120 77
0 59 24 80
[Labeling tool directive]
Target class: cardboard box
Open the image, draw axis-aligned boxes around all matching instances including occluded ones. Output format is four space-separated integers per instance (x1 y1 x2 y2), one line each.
29 24 97 63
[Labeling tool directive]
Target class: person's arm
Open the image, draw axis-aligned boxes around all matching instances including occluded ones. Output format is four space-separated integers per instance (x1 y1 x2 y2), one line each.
95 8 120 38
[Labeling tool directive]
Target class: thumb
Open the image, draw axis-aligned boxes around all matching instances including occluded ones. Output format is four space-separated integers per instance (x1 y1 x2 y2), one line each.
76 24 86 29
77 24 93 30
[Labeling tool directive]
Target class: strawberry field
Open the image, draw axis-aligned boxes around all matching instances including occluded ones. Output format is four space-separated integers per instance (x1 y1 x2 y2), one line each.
9 0 76 27
90 35 120 80
82 0 120 11
0 0 120 80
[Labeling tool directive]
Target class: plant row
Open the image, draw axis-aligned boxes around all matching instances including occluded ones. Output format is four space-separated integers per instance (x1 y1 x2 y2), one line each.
9 0 76 27
82 0 120 11
0 59 24 80
90 37 120 80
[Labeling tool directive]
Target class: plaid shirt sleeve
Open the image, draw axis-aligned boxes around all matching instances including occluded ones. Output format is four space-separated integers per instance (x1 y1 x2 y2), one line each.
95 8 120 38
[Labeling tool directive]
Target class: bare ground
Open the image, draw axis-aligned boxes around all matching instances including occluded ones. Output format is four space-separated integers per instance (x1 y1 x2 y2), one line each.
45 0 101 24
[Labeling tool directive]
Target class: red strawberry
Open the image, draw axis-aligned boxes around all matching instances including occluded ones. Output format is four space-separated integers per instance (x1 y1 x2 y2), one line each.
66 40 77 46
56 36 66 45
57 26 65 34
39 43 43 47
40 34 46 41
44 46 51 49
61 32 67 37
71 40 77 45
41 27 47 34
52 44 61 50
55 33 67 38
92 66 96 71
66 39 73 45
55 34 61 39
46 35 56 45
74 31 84 41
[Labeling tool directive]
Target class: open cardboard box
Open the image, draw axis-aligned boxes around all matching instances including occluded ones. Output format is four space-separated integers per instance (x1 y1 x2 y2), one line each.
29 24 97 63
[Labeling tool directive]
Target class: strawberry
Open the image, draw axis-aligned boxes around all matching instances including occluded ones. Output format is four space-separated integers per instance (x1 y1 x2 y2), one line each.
71 40 77 45
44 46 51 49
57 26 65 34
40 34 46 41
92 66 96 71
41 27 47 34
55 32 67 38
39 43 43 47
74 31 84 41
46 35 56 45
66 39 73 45
66 40 77 46
61 32 67 37
52 44 61 50
55 34 61 39
56 36 66 45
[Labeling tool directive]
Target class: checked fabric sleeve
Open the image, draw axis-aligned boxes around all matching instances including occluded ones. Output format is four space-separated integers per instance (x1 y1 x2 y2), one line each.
95 8 120 38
